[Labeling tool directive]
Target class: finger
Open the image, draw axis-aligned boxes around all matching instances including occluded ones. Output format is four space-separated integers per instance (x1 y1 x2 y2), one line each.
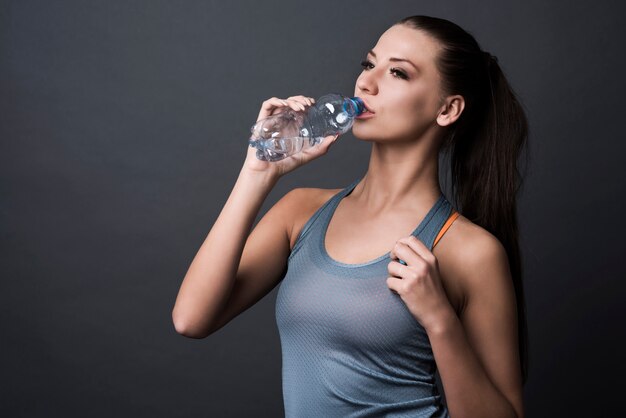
398 235 436 264
317 134 339 153
387 259 410 278
257 97 289 121
389 241 405 261
299 136 335 164
319 135 338 154
287 95 314 106
321 134 339 147
390 241 422 267
298 96 313 106
284 98 306 111
386 276 404 295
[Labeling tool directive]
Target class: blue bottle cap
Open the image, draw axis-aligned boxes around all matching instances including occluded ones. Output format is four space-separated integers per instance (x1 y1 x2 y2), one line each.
346 97 366 116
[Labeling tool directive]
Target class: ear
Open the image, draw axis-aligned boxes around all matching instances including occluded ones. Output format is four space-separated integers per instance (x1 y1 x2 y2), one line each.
436 95 465 127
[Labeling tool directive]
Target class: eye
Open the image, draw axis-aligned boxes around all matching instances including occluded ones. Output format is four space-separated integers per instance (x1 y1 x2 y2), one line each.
391 68 409 80
390 68 408 80
360 60 374 70
360 60 409 80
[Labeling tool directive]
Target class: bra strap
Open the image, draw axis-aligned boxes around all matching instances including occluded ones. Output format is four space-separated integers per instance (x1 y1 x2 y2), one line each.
432 210 460 249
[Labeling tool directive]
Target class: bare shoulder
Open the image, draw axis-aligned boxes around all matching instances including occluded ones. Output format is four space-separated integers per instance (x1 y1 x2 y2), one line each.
433 214 512 315
281 187 342 251
436 214 523 416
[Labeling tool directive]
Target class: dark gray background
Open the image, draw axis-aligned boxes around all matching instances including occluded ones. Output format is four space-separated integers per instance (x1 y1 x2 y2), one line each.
2 0 625 416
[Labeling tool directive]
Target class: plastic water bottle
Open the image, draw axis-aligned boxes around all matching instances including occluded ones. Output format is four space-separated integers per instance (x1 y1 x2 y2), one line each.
248 93 366 162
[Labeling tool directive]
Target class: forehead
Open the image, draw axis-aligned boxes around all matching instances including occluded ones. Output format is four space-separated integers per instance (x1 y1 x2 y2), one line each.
371 24 442 72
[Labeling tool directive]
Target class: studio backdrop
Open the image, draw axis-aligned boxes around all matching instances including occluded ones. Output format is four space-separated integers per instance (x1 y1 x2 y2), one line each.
1 0 624 417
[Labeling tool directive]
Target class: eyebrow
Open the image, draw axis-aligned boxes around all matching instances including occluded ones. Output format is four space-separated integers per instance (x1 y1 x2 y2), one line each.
368 49 419 72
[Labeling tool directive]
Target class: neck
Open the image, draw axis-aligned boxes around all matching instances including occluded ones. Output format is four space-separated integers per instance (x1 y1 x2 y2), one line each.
352 138 442 214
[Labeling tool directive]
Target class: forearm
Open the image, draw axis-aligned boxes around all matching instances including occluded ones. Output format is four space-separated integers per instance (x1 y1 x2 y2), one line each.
428 312 519 418
172 167 278 337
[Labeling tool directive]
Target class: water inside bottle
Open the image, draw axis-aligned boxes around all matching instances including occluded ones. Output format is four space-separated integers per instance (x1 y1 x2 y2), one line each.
264 136 305 153
255 136 309 161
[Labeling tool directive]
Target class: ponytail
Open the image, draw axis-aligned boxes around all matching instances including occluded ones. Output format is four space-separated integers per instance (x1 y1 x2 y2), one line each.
398 15 530 385
450 52 530 385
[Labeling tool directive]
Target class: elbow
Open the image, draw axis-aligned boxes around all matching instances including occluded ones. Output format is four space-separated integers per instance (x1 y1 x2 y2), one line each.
172 310 210 339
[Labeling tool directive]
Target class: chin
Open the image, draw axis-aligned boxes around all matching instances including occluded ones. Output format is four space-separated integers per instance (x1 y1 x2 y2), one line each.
352 124 384 142
351 131 376 142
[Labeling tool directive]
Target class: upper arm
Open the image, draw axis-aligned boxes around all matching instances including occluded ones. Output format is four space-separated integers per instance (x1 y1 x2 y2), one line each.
459 234 524 417
207 188 307 335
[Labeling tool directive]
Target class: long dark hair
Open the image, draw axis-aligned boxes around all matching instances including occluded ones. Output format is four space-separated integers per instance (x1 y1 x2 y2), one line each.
397 15 530 385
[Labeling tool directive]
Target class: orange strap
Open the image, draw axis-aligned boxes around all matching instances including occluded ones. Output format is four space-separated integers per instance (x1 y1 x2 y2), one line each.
433 210 459 249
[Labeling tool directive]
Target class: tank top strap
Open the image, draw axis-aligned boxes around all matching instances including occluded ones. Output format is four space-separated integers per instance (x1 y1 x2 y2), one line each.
433 210 460 249
411 194 457 251
288 177 361 261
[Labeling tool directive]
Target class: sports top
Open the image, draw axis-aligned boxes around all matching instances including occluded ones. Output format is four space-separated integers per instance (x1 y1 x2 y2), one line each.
275 177 458 417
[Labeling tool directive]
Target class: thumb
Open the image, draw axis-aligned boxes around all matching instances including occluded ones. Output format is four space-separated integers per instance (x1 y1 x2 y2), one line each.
312 134 339 156
324 134 339 149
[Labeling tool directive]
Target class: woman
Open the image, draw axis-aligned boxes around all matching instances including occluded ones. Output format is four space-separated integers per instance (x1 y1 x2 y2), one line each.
173 15 528 418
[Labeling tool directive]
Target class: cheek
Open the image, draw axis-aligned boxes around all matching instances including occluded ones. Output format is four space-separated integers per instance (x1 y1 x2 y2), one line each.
352 113 423 141
353 105 428 139
384 99 435 136
399 91 442 130
403 87 438 117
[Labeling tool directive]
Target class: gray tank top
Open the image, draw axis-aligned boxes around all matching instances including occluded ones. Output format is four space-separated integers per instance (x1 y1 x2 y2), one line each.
275 177 454 417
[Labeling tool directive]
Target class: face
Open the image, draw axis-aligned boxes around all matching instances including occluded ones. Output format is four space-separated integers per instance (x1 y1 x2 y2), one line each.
353 24 447 143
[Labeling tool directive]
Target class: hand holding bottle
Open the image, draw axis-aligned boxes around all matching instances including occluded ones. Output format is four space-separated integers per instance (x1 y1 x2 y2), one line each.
243 95 340 178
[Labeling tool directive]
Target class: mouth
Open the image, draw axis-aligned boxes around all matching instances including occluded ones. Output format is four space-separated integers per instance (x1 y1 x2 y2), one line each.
355 110 375 119
358 98 375 114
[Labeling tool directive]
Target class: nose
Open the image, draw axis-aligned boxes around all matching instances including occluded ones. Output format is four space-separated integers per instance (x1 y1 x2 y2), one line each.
356 68 378 95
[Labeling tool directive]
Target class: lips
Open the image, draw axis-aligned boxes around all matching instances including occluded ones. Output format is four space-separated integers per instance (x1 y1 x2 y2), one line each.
355 111 375 119
358 98 375 114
